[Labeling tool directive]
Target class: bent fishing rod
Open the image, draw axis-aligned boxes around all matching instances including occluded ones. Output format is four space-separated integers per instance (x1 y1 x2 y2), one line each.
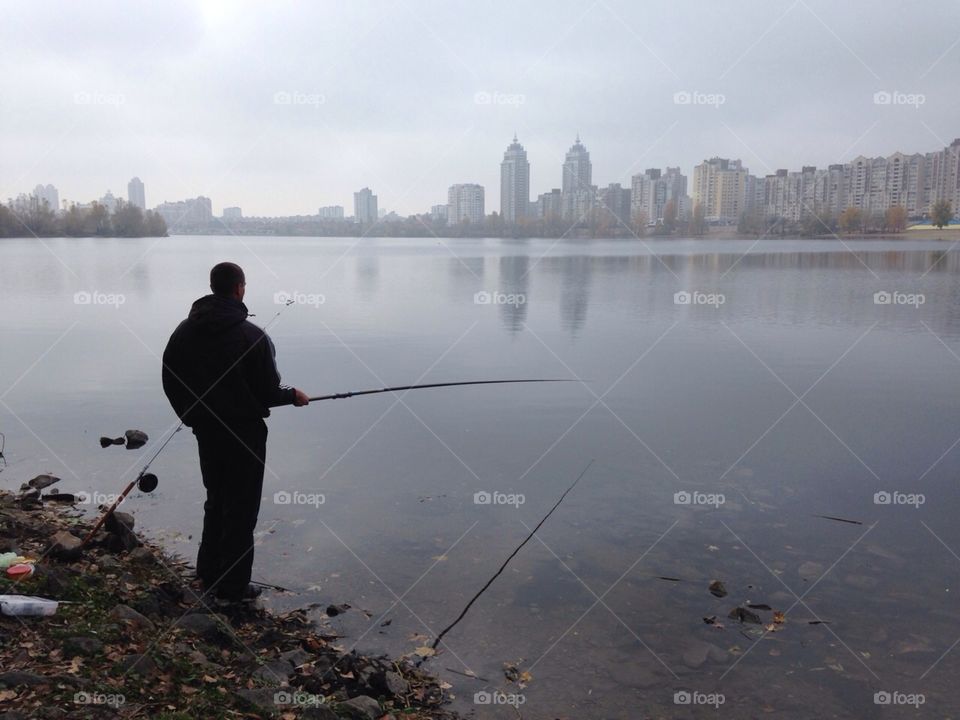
82 378 574 547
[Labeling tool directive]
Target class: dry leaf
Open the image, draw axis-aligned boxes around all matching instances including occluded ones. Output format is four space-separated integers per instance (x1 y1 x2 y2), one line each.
414 646 436 658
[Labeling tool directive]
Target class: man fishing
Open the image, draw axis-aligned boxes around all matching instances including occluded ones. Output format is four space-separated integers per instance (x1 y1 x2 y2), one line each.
162 262 309 603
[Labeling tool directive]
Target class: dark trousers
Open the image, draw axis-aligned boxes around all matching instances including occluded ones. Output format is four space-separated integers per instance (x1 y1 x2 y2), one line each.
193 419 267 597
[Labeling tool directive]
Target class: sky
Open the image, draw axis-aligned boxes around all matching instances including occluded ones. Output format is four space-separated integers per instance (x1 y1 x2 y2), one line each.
2 0 959 217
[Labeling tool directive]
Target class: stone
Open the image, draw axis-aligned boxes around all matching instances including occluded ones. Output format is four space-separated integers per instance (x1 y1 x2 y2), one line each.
338 695 382 720
279 648 312 668
109 604 155 632
383 670 409 696
252 659 294 685
708 579 727 597
27 474 60 490
301 707 338 720
63 637 103 657
0 671 49 688
174 613 228 643
47 530 83 560
234 688 279 714
124 429 148 449
106 511 135 533
116 654 158 677
128 547 154 563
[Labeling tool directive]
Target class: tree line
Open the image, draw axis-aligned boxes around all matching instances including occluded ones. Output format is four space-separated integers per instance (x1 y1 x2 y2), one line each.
0 200 168 238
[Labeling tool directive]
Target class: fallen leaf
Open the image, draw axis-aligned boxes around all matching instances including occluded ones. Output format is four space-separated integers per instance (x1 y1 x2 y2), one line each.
414 646 436 658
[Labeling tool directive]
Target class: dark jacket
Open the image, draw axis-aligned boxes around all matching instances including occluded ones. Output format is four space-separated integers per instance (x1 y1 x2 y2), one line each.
162 294 295 427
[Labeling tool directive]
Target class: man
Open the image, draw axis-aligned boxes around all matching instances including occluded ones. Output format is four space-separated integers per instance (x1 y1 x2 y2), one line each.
162 262 309 602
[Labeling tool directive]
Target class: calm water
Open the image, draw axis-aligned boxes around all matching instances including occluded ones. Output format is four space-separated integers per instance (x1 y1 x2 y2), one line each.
3 235 960 718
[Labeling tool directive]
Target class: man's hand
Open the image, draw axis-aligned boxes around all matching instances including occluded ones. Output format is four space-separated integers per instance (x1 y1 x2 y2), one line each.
292 389 310 407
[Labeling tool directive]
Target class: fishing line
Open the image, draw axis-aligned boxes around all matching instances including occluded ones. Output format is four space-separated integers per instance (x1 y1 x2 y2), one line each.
427 459 596 654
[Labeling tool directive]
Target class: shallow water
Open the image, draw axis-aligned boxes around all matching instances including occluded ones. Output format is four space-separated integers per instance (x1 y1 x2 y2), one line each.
2 235 960 717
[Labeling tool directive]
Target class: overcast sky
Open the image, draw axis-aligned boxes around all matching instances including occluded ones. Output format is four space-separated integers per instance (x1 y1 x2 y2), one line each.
2 0 958 216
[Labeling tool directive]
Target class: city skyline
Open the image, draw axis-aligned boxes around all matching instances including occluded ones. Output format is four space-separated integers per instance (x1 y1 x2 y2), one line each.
3 2 959 217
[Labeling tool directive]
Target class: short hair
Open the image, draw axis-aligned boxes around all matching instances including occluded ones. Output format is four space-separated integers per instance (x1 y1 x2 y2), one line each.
210 262 245 296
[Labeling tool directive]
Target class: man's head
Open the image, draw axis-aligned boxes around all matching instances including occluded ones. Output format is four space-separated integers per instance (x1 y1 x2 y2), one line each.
210 262 246 300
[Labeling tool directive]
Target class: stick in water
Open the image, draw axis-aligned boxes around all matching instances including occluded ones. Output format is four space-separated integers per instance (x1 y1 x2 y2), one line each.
428 459 595 652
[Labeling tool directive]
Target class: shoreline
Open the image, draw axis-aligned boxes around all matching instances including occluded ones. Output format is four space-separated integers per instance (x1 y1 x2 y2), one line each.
0 483 460 719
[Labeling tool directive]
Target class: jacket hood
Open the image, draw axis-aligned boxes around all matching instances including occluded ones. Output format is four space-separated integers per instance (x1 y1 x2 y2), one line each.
187 294 249 334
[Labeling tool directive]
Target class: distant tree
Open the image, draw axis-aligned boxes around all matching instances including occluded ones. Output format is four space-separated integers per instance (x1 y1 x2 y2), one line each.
838 207 862 234
663 200 677 233
690 203 706 236
112 201 146 237
885 205 908 233
931 199 953 229
631 209 648 236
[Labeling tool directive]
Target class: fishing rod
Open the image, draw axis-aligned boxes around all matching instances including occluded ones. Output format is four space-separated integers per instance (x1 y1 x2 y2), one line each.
305 378 574 403
425 459 595 656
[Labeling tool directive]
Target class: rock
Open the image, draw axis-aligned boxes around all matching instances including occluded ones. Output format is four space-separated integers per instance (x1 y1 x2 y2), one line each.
325 603 350 617
383 670 409 697
728 606 762 624
125 429 148 449
128 546 154 563
252 659 293 685
106 511 135 533
234 688 280 714
0 671 49 688
109 604 155 632
338 695 382 720
63 637 104 657
47 530 83 560
100 436 125 448
27 474 60 490
682 642 728 669
174 613 229 643
798 561 824 579
279 648 312 668
301 707 338 720
708 580 727 597
115 654 158 677
42 492 76 503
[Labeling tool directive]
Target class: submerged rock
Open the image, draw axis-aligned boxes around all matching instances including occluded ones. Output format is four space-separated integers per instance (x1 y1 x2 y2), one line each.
708 579 728 597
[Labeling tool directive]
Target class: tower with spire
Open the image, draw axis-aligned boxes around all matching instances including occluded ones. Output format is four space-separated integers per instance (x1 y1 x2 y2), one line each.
561 134 593 221
500 133 530 224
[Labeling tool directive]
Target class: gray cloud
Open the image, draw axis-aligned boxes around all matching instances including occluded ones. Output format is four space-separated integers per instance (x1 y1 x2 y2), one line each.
2 0 958 216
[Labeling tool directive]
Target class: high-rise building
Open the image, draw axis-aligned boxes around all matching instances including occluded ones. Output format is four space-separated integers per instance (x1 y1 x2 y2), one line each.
500 134 530 224
154 197 213 228
447 183 485 224
631 167 688 225
430 204 448 222
561 134 593 221
32 184 59 211
535 189 563 223
353 187 378 224
597 183 631 228
692 158 749 222
127 177 145 210
222 206 242 220
100 190 118 213
319 205 344 219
